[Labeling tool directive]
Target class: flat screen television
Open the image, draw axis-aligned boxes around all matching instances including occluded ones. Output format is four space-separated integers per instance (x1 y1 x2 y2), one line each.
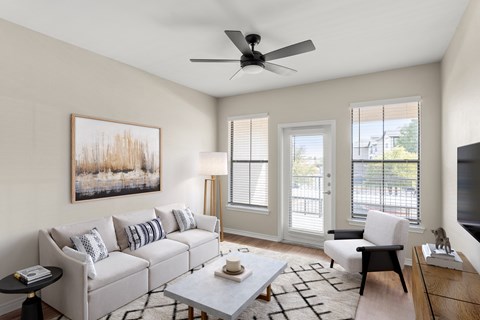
457 142 480 243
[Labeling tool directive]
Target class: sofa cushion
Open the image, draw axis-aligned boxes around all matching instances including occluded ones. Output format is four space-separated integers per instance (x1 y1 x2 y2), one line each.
173 208 197 232
123 239 189 266
154 203 185 234
125 217 166 251
88 252 148 291
71 228 109 263
167 229 218 249
194 214 218 233
51 216 119 252
113 209 157 251
324 239 373 273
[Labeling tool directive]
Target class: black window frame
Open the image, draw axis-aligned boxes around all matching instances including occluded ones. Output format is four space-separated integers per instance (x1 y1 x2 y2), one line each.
351 101 421 224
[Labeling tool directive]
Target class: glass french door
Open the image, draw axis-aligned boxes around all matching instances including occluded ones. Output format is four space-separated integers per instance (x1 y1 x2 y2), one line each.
281 125 333 244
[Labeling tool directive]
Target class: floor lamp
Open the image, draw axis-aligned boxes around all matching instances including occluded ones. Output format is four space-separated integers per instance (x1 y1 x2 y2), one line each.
199 152 227 241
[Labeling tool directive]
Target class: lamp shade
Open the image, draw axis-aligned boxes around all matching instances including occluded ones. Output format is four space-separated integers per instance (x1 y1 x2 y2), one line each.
200 152 228 176
199 152 228 176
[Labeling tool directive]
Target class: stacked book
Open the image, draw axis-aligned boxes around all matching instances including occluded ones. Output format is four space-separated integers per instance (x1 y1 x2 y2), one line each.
421 243 463 271
14 265 52 285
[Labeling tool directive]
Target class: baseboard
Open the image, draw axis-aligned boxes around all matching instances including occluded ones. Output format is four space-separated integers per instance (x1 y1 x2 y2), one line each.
0 296 23 316
404 258 412 266
224 228 281 242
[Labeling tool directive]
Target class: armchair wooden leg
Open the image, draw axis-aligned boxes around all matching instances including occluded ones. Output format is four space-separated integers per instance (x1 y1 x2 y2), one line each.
359 252 371 295
330 259 334 268
389 251 408 293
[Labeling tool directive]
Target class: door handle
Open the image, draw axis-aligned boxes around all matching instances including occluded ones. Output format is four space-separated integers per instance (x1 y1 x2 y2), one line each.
323 191 331 195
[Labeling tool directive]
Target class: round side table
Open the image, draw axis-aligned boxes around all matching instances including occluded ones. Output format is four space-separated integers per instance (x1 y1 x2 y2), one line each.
0 266 62 320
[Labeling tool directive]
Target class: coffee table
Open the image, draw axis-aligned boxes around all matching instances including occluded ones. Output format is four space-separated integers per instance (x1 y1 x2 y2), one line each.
164 252 287 320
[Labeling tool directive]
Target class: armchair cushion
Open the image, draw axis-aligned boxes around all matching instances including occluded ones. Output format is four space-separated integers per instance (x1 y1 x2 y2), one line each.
324 239 373 273
363 210 409 266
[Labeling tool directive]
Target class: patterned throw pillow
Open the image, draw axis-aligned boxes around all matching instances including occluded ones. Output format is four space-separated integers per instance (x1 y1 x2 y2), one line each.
71 228 109 263
172 208 197 232
125 217 166 251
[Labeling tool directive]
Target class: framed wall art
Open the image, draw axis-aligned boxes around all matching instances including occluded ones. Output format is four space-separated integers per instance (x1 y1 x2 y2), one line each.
71 114 162 202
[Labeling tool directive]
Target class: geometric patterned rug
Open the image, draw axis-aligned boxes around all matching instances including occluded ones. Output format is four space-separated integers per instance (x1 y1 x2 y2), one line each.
97 242 361 320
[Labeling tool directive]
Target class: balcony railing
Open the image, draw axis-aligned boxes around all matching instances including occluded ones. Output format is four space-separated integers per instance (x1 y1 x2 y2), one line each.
291 175 324 215
352 178 419 223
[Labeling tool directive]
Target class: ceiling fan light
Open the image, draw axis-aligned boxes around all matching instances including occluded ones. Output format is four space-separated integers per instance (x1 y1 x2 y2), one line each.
242 64 264 74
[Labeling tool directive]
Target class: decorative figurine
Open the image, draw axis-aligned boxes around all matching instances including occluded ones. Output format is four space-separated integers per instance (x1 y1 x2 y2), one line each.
431 227 452 254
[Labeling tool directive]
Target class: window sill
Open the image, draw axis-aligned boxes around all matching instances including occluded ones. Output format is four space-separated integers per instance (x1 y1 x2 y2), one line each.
226 204 269 215
347 218 426 234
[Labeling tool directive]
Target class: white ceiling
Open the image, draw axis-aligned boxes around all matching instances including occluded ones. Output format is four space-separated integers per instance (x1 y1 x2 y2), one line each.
0 0 469 97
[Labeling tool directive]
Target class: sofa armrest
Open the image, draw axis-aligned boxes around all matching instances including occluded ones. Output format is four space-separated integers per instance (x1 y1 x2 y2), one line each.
194 214 218 233
39 230 89 320
327 229 364 240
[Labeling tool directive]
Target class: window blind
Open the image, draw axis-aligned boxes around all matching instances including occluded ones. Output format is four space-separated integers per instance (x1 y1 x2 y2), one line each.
351 101 420 223
228 116 268 208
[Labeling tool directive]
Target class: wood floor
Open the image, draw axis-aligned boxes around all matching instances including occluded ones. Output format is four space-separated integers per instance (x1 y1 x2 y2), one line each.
0 233 415 320
225 234 415 320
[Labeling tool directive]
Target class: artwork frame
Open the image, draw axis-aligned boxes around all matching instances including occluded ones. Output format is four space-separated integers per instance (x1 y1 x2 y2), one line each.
71 114 162 203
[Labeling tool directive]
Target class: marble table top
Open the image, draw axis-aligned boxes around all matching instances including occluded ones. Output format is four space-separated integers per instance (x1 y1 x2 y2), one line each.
164 252 287 320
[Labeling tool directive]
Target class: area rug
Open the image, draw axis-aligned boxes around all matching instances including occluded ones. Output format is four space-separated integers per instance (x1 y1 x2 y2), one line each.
97 242 361 320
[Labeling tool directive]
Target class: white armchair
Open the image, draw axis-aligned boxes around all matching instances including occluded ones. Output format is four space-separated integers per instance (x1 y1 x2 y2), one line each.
324 210 409 295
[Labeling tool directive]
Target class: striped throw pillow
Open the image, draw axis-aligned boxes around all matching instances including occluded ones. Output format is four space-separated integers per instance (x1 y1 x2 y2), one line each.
172 208 197 232
125 217 166 251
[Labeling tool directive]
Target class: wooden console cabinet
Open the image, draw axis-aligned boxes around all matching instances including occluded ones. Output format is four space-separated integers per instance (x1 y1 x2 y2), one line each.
412 246 480 319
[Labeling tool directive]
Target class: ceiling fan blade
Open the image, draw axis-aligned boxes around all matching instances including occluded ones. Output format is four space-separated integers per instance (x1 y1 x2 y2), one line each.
263 40 315 61
229 68 243 80
190 59 240 63
225 30 252 56
264 62 297 75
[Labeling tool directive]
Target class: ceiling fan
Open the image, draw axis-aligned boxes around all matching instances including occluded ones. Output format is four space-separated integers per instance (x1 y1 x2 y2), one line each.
190 30 316 80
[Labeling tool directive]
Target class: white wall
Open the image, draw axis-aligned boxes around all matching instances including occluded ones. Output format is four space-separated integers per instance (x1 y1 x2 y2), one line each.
218 63 442 259
0 19 217 312
442 0 480 272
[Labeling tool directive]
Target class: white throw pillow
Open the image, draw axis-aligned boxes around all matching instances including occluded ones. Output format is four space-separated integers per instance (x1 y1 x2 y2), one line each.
62 246 97 279
172 208 197 232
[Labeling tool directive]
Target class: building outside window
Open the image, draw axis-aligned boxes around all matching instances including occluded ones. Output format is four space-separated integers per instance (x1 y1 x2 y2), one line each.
351 98 420 224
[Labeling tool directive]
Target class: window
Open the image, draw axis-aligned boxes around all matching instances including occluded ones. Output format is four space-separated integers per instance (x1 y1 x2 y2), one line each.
351 98 420 224
228 115 268 209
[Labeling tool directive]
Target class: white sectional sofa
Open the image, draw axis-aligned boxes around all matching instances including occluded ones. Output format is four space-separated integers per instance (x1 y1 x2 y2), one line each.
38 203 219 320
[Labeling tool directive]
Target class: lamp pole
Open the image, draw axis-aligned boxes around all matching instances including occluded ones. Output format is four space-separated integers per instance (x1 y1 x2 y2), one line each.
200 152 227 242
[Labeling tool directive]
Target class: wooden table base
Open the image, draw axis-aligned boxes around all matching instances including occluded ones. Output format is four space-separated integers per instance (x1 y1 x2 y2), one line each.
187 284 272 320
257 284 271 302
